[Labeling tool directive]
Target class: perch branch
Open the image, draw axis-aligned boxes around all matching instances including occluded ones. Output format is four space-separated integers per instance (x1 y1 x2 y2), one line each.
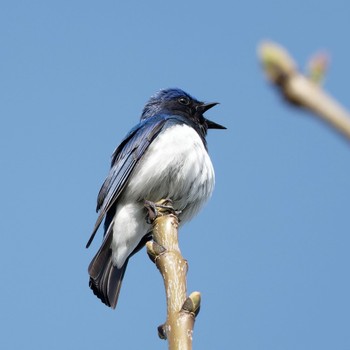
258 41 350 141
145 199 201 350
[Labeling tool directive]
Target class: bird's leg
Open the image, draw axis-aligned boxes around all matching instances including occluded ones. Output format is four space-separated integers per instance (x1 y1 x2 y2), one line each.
144 200 158 223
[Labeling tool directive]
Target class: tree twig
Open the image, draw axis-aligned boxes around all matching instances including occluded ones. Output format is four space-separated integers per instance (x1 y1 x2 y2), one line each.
145 199 201 350
258 41 350 141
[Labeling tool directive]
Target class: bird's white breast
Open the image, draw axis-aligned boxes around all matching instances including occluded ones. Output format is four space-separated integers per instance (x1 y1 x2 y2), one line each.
111 123 215 268
127 123 215 218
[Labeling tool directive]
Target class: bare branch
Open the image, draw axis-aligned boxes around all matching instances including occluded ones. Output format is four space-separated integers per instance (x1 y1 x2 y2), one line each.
258 41 350 141
145 199 200 350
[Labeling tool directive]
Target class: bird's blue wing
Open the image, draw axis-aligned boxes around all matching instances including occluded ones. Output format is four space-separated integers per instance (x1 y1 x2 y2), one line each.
86 114 179 248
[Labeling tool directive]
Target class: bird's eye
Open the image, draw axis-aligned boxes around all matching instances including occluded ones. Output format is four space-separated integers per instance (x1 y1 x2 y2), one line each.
178 97 190 105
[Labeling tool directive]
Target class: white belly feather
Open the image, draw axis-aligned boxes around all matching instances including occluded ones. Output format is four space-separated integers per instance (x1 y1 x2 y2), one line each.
111 124 215 268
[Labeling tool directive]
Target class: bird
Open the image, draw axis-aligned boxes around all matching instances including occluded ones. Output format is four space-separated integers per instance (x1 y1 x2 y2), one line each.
86 88 225 309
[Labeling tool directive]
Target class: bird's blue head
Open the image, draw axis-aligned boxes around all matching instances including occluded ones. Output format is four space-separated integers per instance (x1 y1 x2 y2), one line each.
141 88 226 137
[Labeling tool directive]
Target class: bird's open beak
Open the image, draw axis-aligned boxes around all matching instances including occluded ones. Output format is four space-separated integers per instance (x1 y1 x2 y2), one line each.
200 102 226 130
201 102 219 113
206 118 226 129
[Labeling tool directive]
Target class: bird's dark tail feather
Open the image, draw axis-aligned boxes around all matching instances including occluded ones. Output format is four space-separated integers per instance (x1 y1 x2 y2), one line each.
88 233 128 309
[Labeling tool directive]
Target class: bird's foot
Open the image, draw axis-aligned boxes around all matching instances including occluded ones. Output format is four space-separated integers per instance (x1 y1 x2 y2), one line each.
144 199 181 223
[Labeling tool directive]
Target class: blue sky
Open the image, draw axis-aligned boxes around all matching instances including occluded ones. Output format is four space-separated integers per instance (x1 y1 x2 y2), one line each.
1 1 350 349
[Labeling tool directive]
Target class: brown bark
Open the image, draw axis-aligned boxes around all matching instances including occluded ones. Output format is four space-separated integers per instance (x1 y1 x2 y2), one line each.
145 199 201 350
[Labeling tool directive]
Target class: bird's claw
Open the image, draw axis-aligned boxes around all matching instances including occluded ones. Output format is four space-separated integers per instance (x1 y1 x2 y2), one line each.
144 199 181 223
156 198 182 215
